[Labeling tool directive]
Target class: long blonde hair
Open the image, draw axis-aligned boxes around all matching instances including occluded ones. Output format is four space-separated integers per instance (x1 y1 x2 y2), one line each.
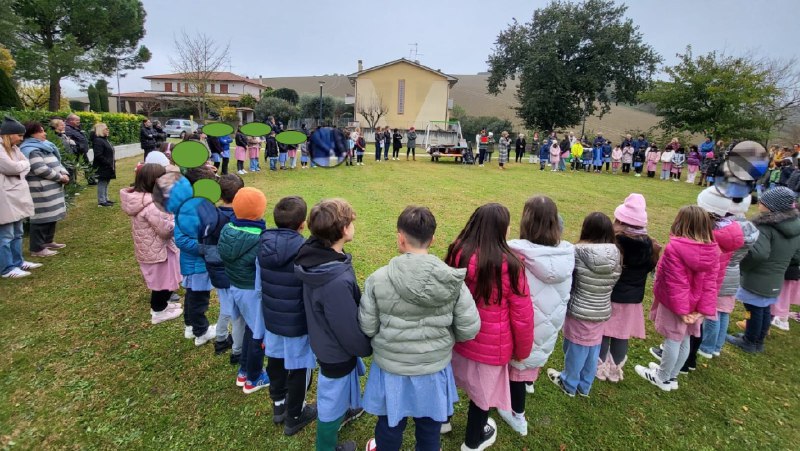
1 135 15 157
670 206 714 244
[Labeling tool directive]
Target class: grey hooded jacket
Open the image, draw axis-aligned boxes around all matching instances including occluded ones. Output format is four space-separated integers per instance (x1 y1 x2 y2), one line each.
359 253 480 376
568 243 622 322
719 218 760 297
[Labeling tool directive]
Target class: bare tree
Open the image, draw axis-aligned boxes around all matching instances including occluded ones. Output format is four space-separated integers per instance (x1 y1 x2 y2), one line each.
357 95 388 129
138 100 162 116
169 31 230 121
757 56 800 144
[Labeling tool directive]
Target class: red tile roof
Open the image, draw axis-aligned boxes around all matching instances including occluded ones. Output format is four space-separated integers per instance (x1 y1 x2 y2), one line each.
143 72 267 88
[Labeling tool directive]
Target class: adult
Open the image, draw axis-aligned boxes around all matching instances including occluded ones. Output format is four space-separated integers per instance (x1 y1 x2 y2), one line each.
632 134 648 153
699 137 714 160
65 113 94 185
593 132 605 149
51 119 77 182
621 134 634 149
140 119 158 157
374 127 383 162
406 127 417 161
153 120 167 147
0 117 37 278
391 128 402 160
266 116 282 134
498 130 511 169
514 133 526 163
91 123 116 207
207 134 224 172
383 126 391 161
477 129 489 167
559 134 570 171
19 121 69 257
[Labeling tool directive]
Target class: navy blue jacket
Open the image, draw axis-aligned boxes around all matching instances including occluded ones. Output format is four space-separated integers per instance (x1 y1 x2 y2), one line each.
200 206 236 289
260 229 307 337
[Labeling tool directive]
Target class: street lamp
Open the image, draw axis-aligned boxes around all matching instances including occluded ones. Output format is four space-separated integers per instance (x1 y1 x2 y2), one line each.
318 81 325 126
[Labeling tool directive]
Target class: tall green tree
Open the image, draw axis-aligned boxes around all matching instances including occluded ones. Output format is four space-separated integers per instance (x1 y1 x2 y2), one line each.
486 0 660 132
239 93 257 108
87 84 100 112
640 47 799 142
9 0 150 111
96 79 110 112
0 70 22 109
267 88 300 105
254 96 297 124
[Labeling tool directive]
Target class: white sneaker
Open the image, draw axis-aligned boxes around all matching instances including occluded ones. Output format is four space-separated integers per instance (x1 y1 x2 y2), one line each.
635 365 671 391
151 308 183 325
669 378 679 390
184 325 194 339
697 349 714 359
440 422 452 434
772 317 790 331
237 170 245 175
713 351 721 357
21 261 43 270
194 324 217 346
1 267 31 278
497 409 528 436
525 382 535 394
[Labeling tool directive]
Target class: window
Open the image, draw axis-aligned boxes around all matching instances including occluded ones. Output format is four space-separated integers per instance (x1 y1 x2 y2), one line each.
220 84 229 94
176 83 181 92
397 79 405 115
211 84 216 93
164 82 173 92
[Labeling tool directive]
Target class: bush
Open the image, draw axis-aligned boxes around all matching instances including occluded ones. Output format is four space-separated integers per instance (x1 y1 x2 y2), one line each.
239 93 257 109
0 109 145 145
158 106 196 119
69 100 86 111
220 107 237 122
255 97 297 124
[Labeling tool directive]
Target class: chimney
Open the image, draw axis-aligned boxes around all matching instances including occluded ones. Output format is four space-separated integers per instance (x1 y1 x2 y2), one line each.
358 60 363 72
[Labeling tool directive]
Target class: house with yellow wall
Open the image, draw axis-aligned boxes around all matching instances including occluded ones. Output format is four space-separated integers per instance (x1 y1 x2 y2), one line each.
348 58 458 131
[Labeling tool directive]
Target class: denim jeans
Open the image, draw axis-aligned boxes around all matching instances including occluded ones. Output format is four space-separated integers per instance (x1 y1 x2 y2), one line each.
375 143 381 161
97 178 110 203
699 312 730 354
269 157 278 171
240 324 265 382
0 220 24 275
375 415 440 451
249 157 260 171
560 338 601 395
558 158 567 171
744 303 772 345
660 169 669 180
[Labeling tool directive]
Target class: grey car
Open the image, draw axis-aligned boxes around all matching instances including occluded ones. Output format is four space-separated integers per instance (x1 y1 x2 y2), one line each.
164 119 199 138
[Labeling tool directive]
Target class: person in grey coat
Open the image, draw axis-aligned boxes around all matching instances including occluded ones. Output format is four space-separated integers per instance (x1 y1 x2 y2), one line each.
19 122 69 257
405 127 417 161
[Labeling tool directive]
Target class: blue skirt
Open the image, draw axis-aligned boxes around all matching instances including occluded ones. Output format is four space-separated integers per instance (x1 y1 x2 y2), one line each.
182 273 212 291
317 358 366 422
218 288 233 316
362 361 458 428
229 287 265 339
263 330 316 370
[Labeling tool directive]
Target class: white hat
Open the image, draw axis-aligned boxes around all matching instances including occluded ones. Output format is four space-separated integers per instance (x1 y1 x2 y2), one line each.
728 196 752 216
697 187 732 217
144 151 170 167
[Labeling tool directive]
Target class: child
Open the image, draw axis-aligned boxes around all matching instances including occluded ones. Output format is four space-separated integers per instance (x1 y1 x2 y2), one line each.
354 135 366 166
727 187 800 353
635 206 720 391
260 196 318 435
659 145 675 180
265 131 279 171
671 147 686 181
346 133 354 167
218 133 232 175
247 135 261 172
120 163 183 325
445 204 532 445
632 145 645 177
592 142 603 173
582 145 593 172
300 141 309 169
699 196 759 356
771 265 800 331
621 143 633 174
570 139 583 171
508 197 574 401
645 145 660 178
361 206 481 451
235 127 248 175
218 187 270 393
680 188 743 372
686 146 701 184
548 213 621 397
539 140 550 171
704 153 719 187
549 141 560 172
597 194 660 383
602 141 612 172
374 128 383 162
611 145 622 174
164 167 218 345
294 199 372 451
199 174 247 363
407 127 417 161
287 144 297 169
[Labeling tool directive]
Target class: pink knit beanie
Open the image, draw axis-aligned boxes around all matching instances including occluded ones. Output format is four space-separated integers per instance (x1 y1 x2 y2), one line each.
614 193 648 227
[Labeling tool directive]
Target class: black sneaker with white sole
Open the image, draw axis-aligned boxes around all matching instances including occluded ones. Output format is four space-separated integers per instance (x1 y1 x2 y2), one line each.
338 407 364 430
284 403 317 436
462 417 498 450
214 335 233 355
229 353 241 366
272 402 286 424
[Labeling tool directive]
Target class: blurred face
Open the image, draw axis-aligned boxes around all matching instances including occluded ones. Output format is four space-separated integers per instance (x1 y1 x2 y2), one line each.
31 127 46 141
8 134 24 146
67 117 80 127
54 121 65 133
144 120 152 128
343 221 355 243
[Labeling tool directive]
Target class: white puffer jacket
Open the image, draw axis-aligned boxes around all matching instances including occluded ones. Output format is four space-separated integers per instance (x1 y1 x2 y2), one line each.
508 239 575 370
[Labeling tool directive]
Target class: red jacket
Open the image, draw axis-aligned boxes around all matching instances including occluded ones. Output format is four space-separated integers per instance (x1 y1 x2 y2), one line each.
653 236 720 317
453 253 534 365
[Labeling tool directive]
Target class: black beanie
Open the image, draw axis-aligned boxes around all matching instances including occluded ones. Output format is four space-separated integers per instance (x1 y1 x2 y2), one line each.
0 116 25 135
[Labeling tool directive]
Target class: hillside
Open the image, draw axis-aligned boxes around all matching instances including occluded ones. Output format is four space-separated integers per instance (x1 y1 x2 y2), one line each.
259 73 661 139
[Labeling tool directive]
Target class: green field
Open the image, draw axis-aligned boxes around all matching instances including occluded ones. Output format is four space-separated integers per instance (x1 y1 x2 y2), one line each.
1 153 798 450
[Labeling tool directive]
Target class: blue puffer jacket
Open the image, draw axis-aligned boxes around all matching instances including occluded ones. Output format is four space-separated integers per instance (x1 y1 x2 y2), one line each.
201 206 236 288
166 176 214 276
539 141 550 160
260 229 307 337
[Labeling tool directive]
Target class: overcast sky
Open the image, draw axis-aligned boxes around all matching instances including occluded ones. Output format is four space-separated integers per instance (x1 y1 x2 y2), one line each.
64 0 799 97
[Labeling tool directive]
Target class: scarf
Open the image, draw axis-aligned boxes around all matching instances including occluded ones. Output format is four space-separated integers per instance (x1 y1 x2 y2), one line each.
20 137 62 162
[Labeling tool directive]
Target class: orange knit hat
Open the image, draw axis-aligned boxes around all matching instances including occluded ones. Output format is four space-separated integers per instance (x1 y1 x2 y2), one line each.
232 187 267 221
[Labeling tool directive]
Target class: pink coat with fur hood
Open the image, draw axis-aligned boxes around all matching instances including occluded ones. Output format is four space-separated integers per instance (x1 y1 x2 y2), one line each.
120 188 178 264
653 236 720 317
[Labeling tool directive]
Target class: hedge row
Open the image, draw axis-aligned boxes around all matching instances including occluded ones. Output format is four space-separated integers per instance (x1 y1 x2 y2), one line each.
0 109 146 146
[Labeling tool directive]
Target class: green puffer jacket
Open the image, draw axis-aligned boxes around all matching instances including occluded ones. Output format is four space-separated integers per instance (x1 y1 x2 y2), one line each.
740 209 800 298
218 221 264 290
358 253 481 376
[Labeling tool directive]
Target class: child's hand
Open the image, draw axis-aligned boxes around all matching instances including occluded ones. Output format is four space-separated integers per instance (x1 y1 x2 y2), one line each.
681 314 695 324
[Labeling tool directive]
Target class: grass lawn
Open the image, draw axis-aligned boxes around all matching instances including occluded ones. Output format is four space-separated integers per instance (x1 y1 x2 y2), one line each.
1 150 799 450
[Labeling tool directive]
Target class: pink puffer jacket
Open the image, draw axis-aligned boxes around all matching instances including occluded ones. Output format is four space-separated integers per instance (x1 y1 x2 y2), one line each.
120 188 177 264
653 236 720 317
453 253 534 366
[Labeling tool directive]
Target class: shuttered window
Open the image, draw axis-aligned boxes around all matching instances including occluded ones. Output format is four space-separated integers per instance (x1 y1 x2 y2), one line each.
397 79 405 115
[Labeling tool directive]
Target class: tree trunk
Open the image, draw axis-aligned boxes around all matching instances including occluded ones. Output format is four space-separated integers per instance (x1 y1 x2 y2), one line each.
48 74 61 112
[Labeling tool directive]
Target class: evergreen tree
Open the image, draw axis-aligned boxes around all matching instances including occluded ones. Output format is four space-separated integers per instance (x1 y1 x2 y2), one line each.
0 69 21 109
96 80 110 112
87 84 100 111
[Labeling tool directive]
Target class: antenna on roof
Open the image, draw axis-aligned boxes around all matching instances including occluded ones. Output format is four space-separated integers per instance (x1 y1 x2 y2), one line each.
408 43 423 62
227 56 234 73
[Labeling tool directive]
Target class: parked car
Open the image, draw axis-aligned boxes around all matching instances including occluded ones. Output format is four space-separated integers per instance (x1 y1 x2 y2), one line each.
164 119 199 138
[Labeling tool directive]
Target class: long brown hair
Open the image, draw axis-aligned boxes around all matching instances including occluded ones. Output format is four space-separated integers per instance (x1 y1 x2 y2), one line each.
134 163 166 193
519 195 561 246
445 203 524 305
670 206 715 244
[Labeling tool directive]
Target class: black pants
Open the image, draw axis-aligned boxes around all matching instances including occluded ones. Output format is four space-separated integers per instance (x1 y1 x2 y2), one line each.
509 381 527 413
744 303 772 345
356 154 363 163
236 160 244 171
376 415 440 451
150 290 172 312
605 161 610 171
682 333 703 371
647 170 656 178
465 401 490 449
240 325 265 381
267 357 310 417
184 288 210 336
672 171 682 181
515 150 523 163
29 221 57 252
600 336 629 363
634 164 643 174
375 145 381 161
622 163 631 173
392 147 400 159
406 147 415 158
143 147 156 159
